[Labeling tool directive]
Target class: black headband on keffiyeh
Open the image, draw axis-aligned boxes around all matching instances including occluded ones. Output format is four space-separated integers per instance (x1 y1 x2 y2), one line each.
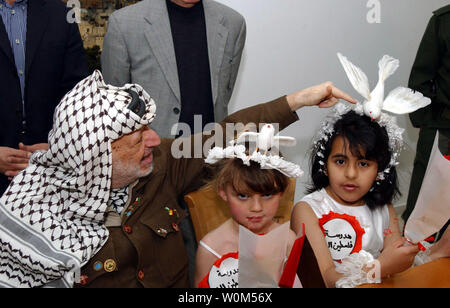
0 70 156 287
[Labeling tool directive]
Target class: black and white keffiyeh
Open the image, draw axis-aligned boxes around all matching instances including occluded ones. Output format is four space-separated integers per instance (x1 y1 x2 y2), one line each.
0 70 156 287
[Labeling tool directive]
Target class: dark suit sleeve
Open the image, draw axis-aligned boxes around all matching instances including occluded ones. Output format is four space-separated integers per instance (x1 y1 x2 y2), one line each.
167 96 299 195
408 15 441 127
59 16 89 99
61 15 89 97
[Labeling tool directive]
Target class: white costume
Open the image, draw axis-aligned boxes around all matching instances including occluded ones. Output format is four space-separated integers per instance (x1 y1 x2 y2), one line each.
300 53 432 288
300 189 389 263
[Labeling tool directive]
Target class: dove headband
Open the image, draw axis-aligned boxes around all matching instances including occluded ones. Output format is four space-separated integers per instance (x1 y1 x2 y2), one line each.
337 52 431 121
205 124 303 178
313 102 403 181
318 52 430 181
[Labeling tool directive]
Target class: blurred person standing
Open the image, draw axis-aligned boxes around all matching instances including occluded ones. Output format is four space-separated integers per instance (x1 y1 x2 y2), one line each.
0 0 89 194
101 0 246 138
403 5 450 234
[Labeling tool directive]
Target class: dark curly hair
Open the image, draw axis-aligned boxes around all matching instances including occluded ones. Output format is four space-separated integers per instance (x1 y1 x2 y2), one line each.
308 110 400 209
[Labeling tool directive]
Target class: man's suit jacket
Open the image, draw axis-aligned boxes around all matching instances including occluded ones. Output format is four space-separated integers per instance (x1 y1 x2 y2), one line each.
0 0 89 193
101 0 246 138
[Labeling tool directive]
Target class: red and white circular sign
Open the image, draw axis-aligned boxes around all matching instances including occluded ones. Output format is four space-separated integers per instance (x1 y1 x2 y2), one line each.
198 252 239 288
318 212 365 262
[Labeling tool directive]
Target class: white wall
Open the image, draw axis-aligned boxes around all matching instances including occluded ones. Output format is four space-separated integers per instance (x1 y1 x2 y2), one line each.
216 0 449 206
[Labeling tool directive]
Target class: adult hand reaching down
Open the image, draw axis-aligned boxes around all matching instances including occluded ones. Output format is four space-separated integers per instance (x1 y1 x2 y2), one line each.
286 81 357 111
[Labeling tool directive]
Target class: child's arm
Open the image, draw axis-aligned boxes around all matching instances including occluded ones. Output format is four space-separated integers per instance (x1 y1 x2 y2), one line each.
194 237 219 287
376 204 420 277
292 202 420 287
291 201 342 287
377 238 420 277
382 204 403 248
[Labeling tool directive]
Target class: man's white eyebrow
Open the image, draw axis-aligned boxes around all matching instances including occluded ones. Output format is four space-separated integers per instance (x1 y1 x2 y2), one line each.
135 127 148 142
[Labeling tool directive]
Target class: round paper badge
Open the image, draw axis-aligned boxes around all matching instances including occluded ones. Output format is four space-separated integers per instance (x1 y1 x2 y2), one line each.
198 252 239 288
318 211 365 262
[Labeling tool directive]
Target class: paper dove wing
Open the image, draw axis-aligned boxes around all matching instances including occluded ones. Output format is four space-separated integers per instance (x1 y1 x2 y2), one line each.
337 53 371 101
236 131 259 144
382 87 431 114
273 136 297 147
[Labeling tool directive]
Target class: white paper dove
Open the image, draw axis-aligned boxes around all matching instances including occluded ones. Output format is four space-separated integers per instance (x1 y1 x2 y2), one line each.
235 124 297 152
337 52 431 120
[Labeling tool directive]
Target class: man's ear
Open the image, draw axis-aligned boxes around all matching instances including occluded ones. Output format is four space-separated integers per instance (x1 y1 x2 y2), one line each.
218 187 228 202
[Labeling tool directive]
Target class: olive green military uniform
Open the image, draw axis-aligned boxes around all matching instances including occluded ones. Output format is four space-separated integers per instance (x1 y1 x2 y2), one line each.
403 5 450 223
74 96 299 287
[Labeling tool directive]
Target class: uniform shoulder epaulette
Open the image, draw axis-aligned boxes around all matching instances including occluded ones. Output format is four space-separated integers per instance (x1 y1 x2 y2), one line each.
433 5 450 17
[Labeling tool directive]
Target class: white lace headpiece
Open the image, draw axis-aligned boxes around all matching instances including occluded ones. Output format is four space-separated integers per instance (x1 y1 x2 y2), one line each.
312 52 431 181
205 124 303 178
313 102 404 181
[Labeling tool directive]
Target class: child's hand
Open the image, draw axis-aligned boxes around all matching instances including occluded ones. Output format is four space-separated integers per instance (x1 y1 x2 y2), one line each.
378 237 420 277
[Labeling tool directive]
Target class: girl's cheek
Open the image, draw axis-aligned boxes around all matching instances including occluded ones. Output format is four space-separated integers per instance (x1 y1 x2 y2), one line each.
265 199 280 216
229 201 245 218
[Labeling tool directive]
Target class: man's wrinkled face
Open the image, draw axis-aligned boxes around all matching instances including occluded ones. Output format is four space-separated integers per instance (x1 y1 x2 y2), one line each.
110 126 161 189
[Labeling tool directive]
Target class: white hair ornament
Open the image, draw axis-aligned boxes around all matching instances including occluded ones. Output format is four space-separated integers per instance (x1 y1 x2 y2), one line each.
205 124 303 178
313 53 431 181
313 102 404 181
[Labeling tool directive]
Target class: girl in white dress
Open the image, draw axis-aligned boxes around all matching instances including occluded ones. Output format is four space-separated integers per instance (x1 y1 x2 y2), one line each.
291 110 419 288
194 142 303 288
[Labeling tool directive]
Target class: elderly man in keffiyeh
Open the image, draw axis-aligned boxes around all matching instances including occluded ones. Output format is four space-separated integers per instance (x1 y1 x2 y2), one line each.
0 71 157 287
0 70 356 288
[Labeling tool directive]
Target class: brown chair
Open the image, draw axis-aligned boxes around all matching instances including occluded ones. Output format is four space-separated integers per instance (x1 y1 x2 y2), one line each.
184 178 297 243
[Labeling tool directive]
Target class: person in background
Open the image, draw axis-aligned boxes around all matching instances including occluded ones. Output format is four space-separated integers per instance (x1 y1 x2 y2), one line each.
0 0 89 194
403 4 450 237
101 0 246 138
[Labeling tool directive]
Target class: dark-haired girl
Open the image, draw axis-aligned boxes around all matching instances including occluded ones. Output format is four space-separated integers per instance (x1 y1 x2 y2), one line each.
291 110 419 288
